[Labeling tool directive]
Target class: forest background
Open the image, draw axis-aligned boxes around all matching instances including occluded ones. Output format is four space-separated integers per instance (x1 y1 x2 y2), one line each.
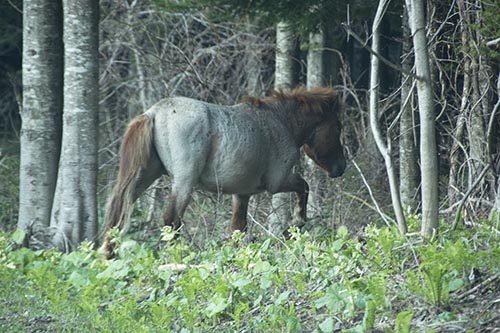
1 0 500 332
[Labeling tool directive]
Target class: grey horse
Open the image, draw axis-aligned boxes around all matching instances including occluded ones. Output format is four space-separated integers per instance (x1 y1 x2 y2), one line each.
100 86 346 256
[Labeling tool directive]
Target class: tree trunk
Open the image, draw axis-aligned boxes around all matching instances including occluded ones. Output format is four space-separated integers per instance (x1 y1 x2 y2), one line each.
399 9 419 211
18 0 63 235
489 72 500 222
244 19 264 97
51 0 99 250
269 22 296 235
370 0 407 236
405 0 439 238
468 57 488 185
306 30 327 217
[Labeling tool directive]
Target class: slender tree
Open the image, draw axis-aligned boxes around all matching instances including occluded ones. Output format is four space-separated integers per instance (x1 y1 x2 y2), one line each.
405 0 439 237
306 30 327 217
18 0 63 236
369 0 407 236
399 9 419 211
268 21 297 235
51 0 99 250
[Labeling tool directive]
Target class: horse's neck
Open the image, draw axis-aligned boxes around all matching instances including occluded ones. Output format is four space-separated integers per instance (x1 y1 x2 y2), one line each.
247 100 322 145
278 106 322 145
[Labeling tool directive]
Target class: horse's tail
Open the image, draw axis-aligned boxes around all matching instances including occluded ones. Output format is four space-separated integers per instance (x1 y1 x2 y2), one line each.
100 114 153 255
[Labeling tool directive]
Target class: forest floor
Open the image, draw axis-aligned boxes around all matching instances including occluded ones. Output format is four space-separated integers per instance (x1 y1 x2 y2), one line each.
1 220 500 333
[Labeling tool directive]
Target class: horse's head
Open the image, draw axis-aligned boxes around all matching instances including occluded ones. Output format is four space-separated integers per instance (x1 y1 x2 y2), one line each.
304 115 346 178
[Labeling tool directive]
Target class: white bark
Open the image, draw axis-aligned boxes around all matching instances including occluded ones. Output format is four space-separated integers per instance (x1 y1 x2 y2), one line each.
405 0 439 237
51 0 99 250
370 0 407 236
269 22 296 235
18 0 63 232
306 30 327 217
307 31 324 89
274 22 295 91
244 24 264 97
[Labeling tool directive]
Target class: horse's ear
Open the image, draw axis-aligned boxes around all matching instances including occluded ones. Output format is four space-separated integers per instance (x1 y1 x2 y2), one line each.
303 144 315 159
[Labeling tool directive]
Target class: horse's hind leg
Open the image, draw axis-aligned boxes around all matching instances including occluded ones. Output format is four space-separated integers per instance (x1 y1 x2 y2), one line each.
163 182 193 232
231 194 250 232
133 148 165 201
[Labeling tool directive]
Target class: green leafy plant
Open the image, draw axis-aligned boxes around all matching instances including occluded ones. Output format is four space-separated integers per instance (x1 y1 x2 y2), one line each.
1 216 499 332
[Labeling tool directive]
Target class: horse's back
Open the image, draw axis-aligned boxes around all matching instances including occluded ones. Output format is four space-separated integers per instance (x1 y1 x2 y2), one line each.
145 96 300 194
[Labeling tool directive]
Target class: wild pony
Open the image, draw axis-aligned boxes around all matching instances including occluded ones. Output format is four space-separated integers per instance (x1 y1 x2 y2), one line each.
100 86 346 256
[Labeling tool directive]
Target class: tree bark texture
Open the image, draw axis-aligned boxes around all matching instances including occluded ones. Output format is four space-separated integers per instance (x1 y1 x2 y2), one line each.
269 22 296 235
51 0 99 250
18 0 63 232
405 0 439 237
306 30 327 217
399 9 419 211
274 22 296 91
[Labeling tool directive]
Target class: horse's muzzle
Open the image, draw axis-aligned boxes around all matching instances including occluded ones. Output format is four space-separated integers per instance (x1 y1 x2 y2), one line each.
329 161 346 178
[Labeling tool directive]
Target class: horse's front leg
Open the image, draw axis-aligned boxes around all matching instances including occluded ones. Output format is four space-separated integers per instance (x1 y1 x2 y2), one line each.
277 173 309 229
231 194 250 232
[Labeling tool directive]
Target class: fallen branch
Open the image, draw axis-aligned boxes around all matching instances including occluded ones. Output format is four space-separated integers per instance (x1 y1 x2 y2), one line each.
486 37 500 48
456 273 500 300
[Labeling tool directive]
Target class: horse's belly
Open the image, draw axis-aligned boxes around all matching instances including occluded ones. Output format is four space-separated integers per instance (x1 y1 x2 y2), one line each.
198 166 266 194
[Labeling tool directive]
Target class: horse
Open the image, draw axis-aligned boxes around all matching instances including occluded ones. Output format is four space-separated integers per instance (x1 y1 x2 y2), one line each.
99 86 346 256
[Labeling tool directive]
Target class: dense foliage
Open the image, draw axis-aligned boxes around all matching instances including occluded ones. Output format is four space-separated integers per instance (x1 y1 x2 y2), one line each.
158 0 376 24
2 221 499 332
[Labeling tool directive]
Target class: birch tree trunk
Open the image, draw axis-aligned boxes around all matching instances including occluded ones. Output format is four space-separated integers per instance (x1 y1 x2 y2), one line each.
405 0 439 238
399 9 419 211
274 22 296 90
269 22 296 235
51 0 99 250
244 20 264 97
18 0 63 235
306 30 327 217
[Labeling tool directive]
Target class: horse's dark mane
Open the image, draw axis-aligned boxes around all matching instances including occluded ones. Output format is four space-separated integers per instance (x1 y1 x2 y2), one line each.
242 86 340 115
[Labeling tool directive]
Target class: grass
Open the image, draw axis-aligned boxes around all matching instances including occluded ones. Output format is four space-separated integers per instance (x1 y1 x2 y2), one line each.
1 219 500 333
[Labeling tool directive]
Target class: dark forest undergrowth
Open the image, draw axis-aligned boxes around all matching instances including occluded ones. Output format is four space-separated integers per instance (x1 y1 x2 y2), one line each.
1 219 499 333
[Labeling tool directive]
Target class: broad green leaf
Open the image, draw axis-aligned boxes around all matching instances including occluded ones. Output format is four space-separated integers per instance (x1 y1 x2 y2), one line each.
319 318 334 333
331 239 344 251
336 225 349 239
253 260 272 274
274 291 290 305
448 278 464 292
260 274 273 289
68 271 89 288
96 259 130 280
11 229 26 245
260 238 271 252
232 277 252 289
205 295 229 317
